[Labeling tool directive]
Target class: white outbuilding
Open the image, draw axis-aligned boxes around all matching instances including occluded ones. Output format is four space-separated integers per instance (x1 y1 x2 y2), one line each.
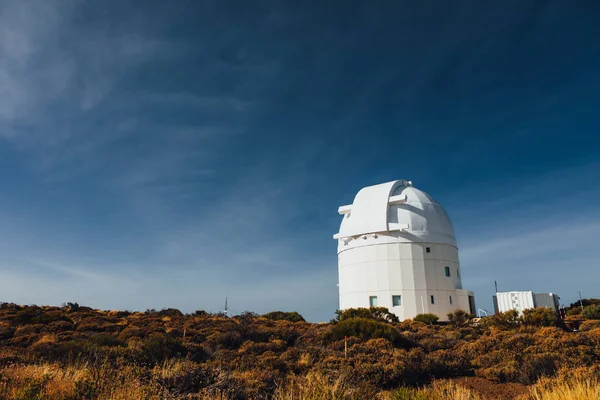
493 291 560 314
334 179 475 321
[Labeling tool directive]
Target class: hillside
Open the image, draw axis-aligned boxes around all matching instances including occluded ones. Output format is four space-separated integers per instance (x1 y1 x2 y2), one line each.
0 303 599 399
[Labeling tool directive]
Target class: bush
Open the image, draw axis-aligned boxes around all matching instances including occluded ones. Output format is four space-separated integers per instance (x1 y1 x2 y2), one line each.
262 311 305 323
569 298 600 309
567 307 582 316
489 310 520 330
582 304 600 320
0 325 15 340
234 311 259 324
215 330 244 349
521 307 558 327
90 333 124 347
157 308 183 317
11 308 71 326
62 302 81 312
579 320 600 331
334 307 399 323
414 314 439 325
327 317 409 347
140 333 185 364
32 339 101 362
447 310 471 328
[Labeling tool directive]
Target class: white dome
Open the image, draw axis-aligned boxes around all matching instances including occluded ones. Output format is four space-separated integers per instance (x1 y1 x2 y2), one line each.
334 180 457 250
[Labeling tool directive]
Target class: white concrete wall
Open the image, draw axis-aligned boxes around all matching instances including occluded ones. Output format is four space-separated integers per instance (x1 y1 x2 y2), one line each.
338 241 473 321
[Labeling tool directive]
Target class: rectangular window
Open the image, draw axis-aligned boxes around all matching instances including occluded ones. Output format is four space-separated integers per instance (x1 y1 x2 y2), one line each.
457 269 460 278
425 247 431 253
449 296 453 305
430 295 435 304
369 296 378 307
392 295 402 306
445 266 451 277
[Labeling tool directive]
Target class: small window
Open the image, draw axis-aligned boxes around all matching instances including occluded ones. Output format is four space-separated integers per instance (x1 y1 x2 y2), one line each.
449 296 453 305
457 269 460 278
369 296 378 307
445 266 451 277
392 295 402 306
430 295 435 304
425 247 431 253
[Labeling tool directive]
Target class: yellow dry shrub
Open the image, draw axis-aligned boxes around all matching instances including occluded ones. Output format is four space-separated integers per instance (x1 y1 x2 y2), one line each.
34 334 58 345
579 320 600 331
298 352 313 368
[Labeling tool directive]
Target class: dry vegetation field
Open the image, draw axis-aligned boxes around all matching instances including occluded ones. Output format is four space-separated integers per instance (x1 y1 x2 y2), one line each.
0 303 599 399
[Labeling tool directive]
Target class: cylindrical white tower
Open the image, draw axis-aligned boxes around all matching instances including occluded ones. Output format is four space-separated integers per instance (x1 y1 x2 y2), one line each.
334 180 475 321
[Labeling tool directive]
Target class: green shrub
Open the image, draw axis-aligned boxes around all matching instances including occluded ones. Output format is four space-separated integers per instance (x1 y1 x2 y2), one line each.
157 308 183 317
262 311 305 323
62 302 81 312
521 307 558 327
327 317 410 347
192 310 209 317
567 307 582 316
569 298 600 309
334 307 399 323
582 304 600 320
0 325 15 340
140 333 185 364
215 330 243 349
447 310 471 328
489 310 520 330
413 313 439 325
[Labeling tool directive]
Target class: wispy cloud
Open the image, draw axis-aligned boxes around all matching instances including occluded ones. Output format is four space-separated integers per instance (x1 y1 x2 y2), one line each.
0 2 174 173
21 257 111 282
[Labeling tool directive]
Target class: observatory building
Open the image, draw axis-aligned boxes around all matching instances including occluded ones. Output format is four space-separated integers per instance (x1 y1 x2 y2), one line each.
334 180 475 321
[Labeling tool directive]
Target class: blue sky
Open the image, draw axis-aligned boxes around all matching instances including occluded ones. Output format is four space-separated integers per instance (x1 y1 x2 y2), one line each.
0 1 599 321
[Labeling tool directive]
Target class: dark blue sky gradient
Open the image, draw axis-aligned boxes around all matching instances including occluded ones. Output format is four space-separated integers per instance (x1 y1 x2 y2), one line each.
0 1 599 320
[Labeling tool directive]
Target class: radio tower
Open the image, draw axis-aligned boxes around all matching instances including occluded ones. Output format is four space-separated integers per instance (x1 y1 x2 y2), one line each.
224 297 229 317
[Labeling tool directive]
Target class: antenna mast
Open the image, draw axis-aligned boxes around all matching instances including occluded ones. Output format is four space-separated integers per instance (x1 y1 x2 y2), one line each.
224 297 229 317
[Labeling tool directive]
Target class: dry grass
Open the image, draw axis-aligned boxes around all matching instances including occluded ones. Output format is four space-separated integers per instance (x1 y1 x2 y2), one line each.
0 363 90 399
522 377 600 400
0 362 166 400
273 372 359 400
382 380 483 400
423 380 484 400
1 363 600 399
151 358 197 380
